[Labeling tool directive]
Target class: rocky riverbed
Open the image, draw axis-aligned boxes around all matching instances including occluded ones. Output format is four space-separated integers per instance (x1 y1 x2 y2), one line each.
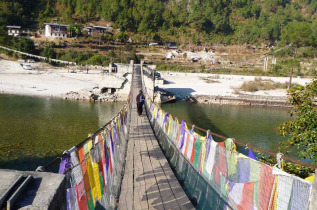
0 59 131 101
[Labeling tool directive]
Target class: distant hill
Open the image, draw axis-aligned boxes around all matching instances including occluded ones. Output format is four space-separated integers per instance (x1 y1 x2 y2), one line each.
1 0 317 45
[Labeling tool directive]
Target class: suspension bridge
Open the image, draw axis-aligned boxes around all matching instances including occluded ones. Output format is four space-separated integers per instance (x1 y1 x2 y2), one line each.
0 58 316 209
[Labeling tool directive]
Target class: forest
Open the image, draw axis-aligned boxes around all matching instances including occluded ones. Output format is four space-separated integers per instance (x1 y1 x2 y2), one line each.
1 0 317 46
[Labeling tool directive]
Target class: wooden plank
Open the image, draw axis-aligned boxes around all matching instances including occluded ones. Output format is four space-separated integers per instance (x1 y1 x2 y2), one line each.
118 68 194 210
145 184 164 209
118 189 128 209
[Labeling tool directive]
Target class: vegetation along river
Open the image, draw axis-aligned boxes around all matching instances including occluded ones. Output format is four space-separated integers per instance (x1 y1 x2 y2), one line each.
0 94 124 171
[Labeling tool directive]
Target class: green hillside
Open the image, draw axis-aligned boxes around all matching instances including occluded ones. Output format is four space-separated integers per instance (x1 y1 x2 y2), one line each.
1 0 317 46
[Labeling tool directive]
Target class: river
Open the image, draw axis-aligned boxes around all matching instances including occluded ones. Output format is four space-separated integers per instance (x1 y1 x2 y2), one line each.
161 101 289 153
0 95 292 171
0 94 124 171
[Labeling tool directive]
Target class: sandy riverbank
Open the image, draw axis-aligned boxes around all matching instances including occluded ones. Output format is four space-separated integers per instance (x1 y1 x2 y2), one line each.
0 59 131 101
158 72 313 106
1 58 313 105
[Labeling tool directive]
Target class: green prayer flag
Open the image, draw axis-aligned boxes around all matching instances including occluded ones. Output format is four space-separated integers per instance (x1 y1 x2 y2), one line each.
193 139 201 168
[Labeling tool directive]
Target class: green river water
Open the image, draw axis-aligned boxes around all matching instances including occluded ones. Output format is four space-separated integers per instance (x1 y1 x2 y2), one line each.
161 101 289 152
0 95 291 171
0 94 124 171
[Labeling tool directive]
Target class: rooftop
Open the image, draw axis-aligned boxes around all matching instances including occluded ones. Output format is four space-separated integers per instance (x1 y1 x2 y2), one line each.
93 25 108 29
6 26 21 29
44 23 69 27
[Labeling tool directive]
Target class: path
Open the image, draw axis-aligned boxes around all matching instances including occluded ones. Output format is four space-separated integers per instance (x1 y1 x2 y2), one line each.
118 66 194 209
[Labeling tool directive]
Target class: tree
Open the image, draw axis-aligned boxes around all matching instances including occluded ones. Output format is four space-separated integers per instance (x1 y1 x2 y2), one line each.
69 25 82 37
280 21 314 48
44 0 53 17
278 80 317 162
283 58 300 88
75 0 84 22
43 47 57 59
12 37 35 54
115 30 128 43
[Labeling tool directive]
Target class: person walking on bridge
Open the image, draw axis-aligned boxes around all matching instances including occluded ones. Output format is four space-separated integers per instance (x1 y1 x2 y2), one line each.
136 90 145 116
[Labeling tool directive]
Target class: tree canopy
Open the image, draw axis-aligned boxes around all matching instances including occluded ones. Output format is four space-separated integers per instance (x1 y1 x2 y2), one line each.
279 80 317 162
2 0 317 44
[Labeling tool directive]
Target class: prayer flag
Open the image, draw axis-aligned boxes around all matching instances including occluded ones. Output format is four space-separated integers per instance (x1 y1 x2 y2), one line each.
276 173 293 209
86 155 97 203
290 177 312 209
86 190 94 210
87 140 92 152
186 132 195 160
167 119 172 135
100 158 107 190
106 145 112 175
76 180 88 210
237 182 254 210
92 162 102 200
109 128 115 165
204 138 217 177
258 164 275 210
66 186 79 210
229 182 244 205
238 154 250 183
179 120 186 150
200 136 207 174
219 145 227 176
183 131 190 156
192 138 201 168
78 146 90 194
59 153 71 174
163 113 168 132
248 148 257 160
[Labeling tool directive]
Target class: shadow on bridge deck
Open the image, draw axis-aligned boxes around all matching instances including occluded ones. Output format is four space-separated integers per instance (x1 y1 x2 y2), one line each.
118 67 194 209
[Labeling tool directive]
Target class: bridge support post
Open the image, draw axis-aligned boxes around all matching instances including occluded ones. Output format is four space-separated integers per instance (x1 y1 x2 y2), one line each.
130 60 134 73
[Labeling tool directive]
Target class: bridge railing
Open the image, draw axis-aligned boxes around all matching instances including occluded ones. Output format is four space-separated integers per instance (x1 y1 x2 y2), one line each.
0 45 76 65
140 67 315 209
43 64 134 209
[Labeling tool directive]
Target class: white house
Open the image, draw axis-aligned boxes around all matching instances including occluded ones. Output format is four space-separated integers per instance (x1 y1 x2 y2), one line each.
7 26 21 36
44 23 69 38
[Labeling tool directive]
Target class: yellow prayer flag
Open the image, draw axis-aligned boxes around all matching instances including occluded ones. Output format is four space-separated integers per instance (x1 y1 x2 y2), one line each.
305 174 315 183
238 153 248 158
87 139 93 152
200 136 206 172
167 121 171 135
92 162 102 200
87 155 97 203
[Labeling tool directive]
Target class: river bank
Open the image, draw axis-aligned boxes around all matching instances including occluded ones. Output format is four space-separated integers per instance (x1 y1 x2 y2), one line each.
0 59 131 102
158 72 312 107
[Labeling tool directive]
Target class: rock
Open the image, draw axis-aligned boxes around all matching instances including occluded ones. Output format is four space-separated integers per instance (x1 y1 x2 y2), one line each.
90 93 99 101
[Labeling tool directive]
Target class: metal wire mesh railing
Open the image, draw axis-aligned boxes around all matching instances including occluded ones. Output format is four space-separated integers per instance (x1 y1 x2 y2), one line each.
38 64 135 209
140 66 315 210
57 90 132 209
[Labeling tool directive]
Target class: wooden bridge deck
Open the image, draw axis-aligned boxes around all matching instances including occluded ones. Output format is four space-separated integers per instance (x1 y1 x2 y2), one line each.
118 67 194 210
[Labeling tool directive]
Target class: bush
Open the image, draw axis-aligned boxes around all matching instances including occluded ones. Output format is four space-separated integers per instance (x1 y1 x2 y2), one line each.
43 47 56 59
0 36 35 54
86 54 108 65
238 78 289 92
156 63 192 72
297 46 317 58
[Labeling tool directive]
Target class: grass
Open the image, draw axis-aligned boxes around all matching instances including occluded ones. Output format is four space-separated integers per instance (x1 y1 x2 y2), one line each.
238 78 289 92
